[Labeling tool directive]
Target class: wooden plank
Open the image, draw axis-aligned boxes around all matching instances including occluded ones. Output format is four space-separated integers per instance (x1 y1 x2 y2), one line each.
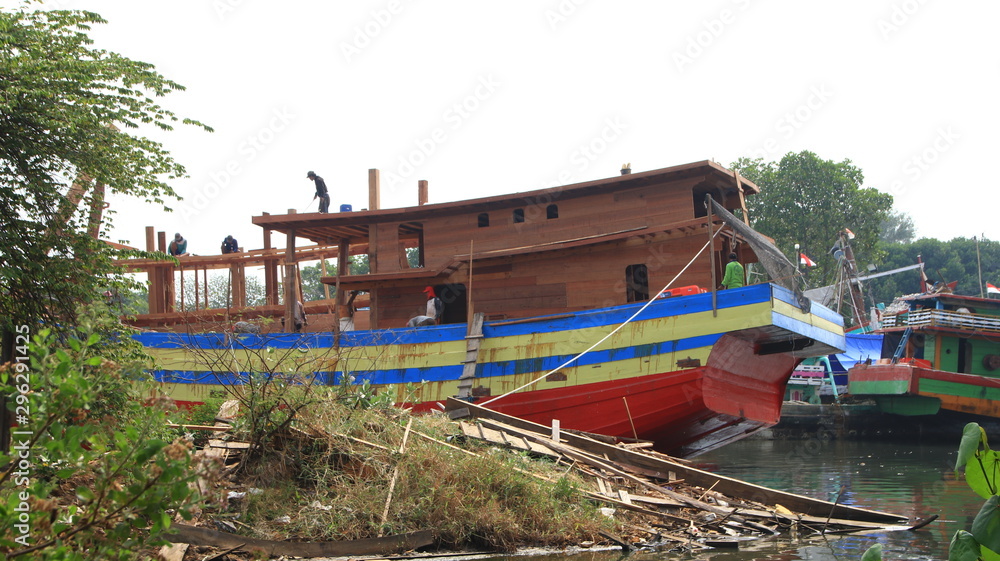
164 524 434 557
444 398 909 524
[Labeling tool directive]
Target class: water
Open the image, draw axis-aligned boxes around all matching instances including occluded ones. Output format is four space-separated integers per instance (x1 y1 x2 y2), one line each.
499 437 980 561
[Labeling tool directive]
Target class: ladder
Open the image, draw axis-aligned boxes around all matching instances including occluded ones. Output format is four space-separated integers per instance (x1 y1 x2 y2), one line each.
892 326 912 362
456 312 485 399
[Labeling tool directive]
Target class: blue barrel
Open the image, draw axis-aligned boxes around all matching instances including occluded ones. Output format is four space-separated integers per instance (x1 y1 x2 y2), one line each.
340 204 352 212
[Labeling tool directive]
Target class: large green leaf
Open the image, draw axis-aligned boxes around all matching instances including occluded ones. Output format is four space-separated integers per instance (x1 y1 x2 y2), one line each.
861 543 882 561
950 530 981 561
967 450 1000 499
958 423 987 474
972 495 1000 553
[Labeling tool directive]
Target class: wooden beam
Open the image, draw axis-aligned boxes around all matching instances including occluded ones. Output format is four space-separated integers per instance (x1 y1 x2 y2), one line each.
418 179 428 206
707 195 717 318
146 226 158 313
284 230 297 332
368 168 381 211
733 170 750 226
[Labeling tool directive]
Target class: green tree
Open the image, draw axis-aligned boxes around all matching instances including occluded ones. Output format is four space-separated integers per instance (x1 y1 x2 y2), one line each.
731 151 894 288
0 7 210 335
880 210 916 245
866 237 1000 305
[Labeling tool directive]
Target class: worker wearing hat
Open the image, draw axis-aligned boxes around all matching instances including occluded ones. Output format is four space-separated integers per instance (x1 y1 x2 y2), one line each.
307 171 330 213
423 286 444 324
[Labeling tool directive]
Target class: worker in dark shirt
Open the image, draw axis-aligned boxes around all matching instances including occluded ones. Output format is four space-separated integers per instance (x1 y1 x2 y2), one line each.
221 235 239 254
307 171 330 213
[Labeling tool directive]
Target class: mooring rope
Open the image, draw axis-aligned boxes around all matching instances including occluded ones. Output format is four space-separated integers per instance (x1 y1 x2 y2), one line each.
481 228 724 406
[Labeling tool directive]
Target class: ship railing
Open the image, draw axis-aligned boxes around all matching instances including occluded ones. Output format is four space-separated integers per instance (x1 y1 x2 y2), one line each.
881 309 1000 333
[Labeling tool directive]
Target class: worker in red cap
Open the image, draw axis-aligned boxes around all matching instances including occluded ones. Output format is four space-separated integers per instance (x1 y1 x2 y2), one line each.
423 286 444 324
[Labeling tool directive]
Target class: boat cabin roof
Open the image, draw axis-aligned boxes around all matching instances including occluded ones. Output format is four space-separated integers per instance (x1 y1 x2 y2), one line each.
252 160 757 245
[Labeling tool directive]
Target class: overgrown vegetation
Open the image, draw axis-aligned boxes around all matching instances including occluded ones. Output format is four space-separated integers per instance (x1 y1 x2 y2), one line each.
216 398 613 552
0 312 214 559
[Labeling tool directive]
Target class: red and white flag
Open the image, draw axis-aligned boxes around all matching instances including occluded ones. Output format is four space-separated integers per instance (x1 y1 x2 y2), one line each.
843 228 856 240
799 253 817 267
988 282 1000 296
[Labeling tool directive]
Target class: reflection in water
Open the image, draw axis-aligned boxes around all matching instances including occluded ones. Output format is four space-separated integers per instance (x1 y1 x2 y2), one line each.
489 438 978 561
688 438 978 560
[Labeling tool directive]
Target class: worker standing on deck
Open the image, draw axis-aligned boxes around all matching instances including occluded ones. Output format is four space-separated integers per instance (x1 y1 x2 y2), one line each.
720 252 744 290
307 171 330 213
424 286 444 324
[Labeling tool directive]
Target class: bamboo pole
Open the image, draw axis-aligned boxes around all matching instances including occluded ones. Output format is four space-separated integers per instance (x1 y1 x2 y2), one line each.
707 195 717 317
378 417 413 537
467 240 474 320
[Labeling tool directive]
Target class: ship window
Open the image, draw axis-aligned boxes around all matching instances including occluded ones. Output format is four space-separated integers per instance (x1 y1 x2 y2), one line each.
513 208 525 223
478 213 489 227
546 204 559 219
626 264 649 302
398 222 424 268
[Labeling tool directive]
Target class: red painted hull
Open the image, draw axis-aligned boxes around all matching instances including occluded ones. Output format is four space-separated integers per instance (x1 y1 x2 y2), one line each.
425 334 802 457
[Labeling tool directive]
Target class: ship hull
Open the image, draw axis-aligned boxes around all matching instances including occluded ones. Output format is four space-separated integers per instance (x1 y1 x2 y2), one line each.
141 283 844 457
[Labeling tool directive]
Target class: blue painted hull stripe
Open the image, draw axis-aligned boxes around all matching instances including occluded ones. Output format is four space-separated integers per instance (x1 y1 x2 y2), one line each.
135 285 778 350
149 331 725 386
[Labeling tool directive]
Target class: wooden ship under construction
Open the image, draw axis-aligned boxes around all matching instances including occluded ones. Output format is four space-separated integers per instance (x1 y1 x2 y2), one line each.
123 160 846 457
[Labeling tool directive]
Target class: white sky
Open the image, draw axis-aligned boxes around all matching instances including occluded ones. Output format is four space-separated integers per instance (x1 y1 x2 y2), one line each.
20 1 1000 254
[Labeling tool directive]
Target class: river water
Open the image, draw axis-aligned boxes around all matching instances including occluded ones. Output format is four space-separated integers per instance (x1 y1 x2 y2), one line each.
501 436 980 561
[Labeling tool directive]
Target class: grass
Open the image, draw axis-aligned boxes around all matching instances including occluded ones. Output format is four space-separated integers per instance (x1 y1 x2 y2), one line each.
223 398 621 552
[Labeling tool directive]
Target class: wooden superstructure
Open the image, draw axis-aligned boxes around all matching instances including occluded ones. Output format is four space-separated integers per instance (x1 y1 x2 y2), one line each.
252 160 758 331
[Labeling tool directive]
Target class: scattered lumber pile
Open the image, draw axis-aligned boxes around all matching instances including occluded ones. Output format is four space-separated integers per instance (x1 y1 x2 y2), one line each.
159 398 930 559
446 397 930 551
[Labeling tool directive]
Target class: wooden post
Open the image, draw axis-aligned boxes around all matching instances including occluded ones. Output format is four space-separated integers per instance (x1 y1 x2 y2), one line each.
203 267 209 310
262 215 279 306
145 226 158 313
418 179 428 206
733 170 750 226
320 256 331 300
707 195 717 318
335 238 350 333
179 267 185 312
368 171 380 328
86 182 105 240
157 231 170 313
467 240 474 321
284 230 297 333
368 169 381 211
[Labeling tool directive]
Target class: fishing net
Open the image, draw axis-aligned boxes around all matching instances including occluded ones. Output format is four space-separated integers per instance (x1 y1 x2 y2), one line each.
709 198 811 312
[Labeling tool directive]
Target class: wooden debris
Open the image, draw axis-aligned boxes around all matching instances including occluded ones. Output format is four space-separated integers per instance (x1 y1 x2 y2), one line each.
163 524 435 557
445 396 918 549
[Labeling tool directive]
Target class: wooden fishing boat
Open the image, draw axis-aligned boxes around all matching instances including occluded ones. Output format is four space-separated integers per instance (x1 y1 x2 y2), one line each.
129 160 845 457
847 289 1000 424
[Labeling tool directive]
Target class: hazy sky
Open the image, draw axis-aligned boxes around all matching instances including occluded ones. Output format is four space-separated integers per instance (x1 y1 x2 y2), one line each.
18 1 1000 255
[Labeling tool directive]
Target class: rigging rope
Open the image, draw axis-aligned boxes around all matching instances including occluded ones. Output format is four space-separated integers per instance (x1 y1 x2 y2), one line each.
480 228 724 407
